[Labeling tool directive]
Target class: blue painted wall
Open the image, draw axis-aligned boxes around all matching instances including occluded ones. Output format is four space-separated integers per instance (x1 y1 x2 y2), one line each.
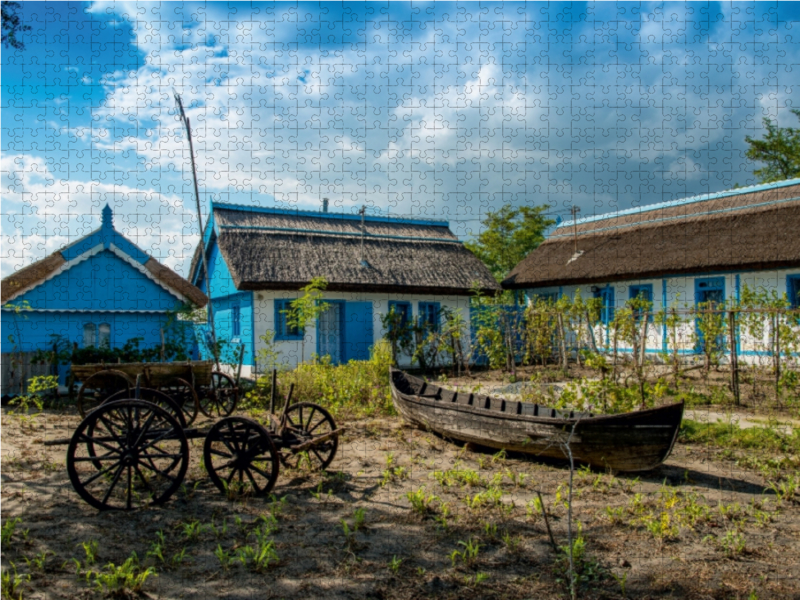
198 241 238 299
0 311 195 354
206 292 254 367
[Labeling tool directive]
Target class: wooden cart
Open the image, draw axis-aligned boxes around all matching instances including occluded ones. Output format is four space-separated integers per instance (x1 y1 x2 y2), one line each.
45 374 342 511
70 360 237 424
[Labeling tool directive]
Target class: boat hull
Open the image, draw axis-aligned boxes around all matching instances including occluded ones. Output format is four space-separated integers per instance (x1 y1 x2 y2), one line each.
390 369 683 472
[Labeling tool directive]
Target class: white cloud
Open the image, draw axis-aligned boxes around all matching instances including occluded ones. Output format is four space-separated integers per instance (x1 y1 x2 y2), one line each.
1 154 198 278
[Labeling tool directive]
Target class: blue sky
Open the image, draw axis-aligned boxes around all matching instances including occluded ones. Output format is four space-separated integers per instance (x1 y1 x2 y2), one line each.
3 1 800 278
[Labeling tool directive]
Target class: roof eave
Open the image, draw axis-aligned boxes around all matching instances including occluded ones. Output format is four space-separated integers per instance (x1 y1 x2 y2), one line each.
238 281 499 296
502 259 800 290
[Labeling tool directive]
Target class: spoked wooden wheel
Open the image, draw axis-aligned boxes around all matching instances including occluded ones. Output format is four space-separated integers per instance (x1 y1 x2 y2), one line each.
158 378 199 425
282 402 338 470
199 372 239 418
104 387 187 429
67 400 188 510
203 417 280 498
77 370 134 418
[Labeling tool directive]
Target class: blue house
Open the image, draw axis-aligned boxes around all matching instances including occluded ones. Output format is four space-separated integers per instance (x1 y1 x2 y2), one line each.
189 201 499 374
1 205 207 387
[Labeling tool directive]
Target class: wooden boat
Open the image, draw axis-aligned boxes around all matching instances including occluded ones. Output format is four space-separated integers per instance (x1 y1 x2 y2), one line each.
390 368 684 472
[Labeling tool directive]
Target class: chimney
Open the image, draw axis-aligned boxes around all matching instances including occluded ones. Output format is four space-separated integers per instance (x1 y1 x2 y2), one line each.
322 197 329 213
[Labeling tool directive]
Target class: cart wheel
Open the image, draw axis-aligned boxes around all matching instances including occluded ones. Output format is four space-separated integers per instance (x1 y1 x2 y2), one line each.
282 402 338 470
67 400 188 510
204 417 280 498
104 387 187 429
199 372 239 418
77 370 134 418
158 378 199 426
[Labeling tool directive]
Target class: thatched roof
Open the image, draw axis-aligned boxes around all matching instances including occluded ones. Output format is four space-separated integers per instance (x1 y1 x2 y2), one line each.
503 179 800 289
1 251 66 303
196 204 499 295
142 258 208 307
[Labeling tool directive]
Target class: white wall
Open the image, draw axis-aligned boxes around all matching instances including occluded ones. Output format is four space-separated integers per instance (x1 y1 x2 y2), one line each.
251 290 472 372
526 268 800 365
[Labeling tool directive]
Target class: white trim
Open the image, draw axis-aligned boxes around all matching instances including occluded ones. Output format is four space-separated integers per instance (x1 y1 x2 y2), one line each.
107 244 189 303
3 244 104 303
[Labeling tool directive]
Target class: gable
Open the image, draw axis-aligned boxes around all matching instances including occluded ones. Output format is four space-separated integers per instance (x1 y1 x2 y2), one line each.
12 248 186 311
204 240 239 298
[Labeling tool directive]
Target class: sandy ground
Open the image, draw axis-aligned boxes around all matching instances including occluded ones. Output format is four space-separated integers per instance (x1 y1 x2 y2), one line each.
2 402 799 600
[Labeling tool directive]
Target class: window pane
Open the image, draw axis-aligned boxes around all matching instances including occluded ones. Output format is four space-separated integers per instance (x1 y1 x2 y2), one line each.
98 323 110 347
232 304 241 336
83 323 96 347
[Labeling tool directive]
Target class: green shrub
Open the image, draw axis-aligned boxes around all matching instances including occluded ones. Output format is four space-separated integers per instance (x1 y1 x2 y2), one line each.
679 419 800 455
248 340 394 418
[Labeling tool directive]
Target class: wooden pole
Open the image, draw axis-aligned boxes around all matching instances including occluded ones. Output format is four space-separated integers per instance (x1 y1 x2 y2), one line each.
235 344 244 387
269 368 277 414
639 312 649 368
774 311 781 404
174 92 219 370
728 310 740 406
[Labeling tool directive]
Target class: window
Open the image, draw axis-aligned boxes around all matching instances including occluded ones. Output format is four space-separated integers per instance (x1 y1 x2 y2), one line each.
98 323 111 348
418 301 440 331
232 303 241 337
628 284 654 322
275 299 303 340
593 287 615 325
83 323 96 347
388 301 412 329
788 275 800 309
531 291 559 304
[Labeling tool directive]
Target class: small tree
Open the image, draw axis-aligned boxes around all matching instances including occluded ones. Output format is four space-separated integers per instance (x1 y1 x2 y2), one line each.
523 297 557 366
283 277 330 364
695 300 727 378
439 306 470 376
255 331 282 375
381 306 414 366
655 299 686 386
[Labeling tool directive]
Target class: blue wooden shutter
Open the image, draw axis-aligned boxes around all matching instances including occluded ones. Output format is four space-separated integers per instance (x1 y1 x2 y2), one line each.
275 300 287 339
344 302 373 362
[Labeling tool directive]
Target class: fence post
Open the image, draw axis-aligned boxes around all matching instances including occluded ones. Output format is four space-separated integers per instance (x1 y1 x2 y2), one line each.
728 310 740 406
774 310 781 404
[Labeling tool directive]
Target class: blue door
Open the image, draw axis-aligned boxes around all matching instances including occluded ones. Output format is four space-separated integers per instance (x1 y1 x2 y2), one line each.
318 301 343 364
344 302 373 362
695 277 725 352
317 301 373 364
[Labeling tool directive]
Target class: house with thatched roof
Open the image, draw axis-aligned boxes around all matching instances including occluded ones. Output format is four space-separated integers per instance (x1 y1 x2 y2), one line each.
502 178 800 359
189 201 499 373
1 205 207 387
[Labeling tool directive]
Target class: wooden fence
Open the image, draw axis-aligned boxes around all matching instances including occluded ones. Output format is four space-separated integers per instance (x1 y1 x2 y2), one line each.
1 352 55 399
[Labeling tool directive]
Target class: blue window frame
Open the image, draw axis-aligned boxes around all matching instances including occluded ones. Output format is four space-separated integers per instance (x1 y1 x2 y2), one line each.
418 301 441 331
388 301 412 329
787 275 800 309
232 303 241 337
628 284 654 322
531 291 559 304
593 286 615 325
275 299 303 340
